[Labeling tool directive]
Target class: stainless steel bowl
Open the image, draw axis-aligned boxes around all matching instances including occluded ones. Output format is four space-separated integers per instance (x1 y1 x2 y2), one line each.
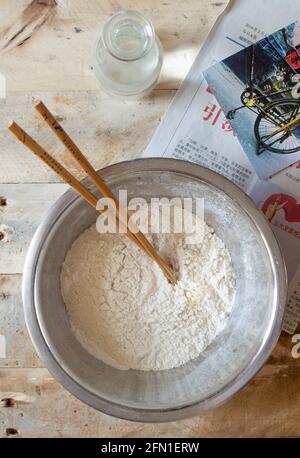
23 158 287 422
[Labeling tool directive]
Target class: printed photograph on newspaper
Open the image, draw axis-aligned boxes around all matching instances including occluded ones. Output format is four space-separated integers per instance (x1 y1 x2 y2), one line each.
250 180 300 281
204 21 300 180
250 180 300 333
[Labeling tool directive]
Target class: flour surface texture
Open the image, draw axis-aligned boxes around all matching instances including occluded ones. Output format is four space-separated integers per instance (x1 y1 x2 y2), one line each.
61 215 236 371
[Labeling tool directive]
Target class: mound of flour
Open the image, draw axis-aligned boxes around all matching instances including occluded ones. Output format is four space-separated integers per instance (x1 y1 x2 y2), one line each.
61 217 236 371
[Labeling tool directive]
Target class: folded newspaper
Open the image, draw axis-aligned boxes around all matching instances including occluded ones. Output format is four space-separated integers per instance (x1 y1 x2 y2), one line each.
143 0 300 334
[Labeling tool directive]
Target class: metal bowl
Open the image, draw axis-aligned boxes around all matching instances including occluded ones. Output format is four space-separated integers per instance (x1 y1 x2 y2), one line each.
22 158 287 422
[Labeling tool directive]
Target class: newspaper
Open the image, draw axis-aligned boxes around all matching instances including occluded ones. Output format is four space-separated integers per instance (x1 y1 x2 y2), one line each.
204 21 300 180
144 0 300 333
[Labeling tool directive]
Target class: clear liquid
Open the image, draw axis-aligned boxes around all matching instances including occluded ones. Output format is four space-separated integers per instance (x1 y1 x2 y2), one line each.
110 20 151 59
93 11 163 98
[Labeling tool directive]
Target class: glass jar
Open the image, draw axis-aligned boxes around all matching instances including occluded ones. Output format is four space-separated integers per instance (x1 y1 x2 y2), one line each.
93 10 163 98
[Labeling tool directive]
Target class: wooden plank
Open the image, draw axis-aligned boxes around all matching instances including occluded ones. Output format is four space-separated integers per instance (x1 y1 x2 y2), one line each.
0 364 300 437
0 0 57 55
0 0 228 92
0 183 67 273
0 273 298 370
0 275 41 368
0 272 298 436
1 0 298 439
0 90 174 183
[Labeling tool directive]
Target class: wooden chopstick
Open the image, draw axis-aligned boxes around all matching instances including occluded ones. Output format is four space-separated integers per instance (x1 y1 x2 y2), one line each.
8 121 99 208
7 121 137 242
32 100 176 285
33 100 133 237
8 119 177 285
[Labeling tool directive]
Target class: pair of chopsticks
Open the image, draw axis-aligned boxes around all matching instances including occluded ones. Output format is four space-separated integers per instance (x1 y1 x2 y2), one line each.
8 101 177 285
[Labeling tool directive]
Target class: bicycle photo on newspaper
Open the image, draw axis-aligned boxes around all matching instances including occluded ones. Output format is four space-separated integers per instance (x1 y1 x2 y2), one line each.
204 21 300 180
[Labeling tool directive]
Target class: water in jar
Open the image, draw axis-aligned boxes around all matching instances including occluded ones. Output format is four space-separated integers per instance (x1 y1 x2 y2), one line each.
93 11 163 98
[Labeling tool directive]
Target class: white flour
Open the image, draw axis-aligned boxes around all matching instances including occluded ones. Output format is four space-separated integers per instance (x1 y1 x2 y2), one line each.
61 216 236 371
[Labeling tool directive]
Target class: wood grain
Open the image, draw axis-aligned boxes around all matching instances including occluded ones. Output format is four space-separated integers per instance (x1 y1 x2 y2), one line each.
1 364 300 437
0 91 174 183
0 183 67 273
0 275 40 368
0 0 228 92
0 0 57 55
2 0 298 439
0 273 298 371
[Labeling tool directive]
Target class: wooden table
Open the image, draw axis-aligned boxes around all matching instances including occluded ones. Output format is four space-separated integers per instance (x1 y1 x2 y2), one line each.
0 0 299 438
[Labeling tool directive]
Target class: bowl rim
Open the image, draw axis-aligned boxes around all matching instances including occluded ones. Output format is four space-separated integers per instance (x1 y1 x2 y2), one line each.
22 157 287 422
